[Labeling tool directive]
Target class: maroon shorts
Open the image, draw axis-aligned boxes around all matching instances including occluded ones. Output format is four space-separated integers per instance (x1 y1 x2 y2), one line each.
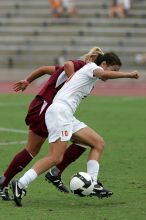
25 96 50 138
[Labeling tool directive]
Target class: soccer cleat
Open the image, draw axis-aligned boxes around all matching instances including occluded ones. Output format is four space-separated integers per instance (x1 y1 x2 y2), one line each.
11 180 26 207
91 181 113 198
0 176 5 186
0 186 11 201
45 171 69 193
0 176 11 201
97 180 103 187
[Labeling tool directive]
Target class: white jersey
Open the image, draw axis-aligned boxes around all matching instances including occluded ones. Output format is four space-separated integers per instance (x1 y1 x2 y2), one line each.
53 62 103 114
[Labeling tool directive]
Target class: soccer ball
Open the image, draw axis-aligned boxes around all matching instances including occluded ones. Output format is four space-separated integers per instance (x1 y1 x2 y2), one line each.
69 172 94 197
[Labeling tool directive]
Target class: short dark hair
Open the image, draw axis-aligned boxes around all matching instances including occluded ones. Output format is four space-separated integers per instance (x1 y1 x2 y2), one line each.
94 52 122 67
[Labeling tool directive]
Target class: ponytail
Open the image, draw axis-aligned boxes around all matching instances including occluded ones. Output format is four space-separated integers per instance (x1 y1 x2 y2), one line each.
81 47 104 62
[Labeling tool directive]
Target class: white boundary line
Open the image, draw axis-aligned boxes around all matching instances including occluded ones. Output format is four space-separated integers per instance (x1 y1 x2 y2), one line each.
0 127 27 134
0 103 26 107
0 141 27 146
0 127 27 146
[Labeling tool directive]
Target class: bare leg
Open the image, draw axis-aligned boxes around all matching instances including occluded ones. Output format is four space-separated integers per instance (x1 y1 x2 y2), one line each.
15 139 68 193
56 143 86 175
72 126 104 183
72 126 104 161
26 130 46 156
47 126 104 178
32 140 68 175
44 128 112 199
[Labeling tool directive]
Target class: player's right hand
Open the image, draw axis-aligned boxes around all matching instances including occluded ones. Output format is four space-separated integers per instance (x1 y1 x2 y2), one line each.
13 80 29 92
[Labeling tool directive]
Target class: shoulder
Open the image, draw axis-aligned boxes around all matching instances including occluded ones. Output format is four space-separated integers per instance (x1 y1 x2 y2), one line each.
83 62 98 71
83 63 103 78
70 59 86 70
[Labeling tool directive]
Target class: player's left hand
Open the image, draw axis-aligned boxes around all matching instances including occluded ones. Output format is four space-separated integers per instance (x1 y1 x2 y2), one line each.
13 80 29 92
130 71 140 79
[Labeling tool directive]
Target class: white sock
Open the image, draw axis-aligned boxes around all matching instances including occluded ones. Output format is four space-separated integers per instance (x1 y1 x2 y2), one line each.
87 160 100 183
18 169 38 189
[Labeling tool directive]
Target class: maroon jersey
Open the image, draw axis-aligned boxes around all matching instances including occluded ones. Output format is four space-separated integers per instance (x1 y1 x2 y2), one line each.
25 60 86 138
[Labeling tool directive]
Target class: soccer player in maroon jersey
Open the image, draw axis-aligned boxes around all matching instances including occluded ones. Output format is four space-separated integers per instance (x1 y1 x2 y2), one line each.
1 47 111 200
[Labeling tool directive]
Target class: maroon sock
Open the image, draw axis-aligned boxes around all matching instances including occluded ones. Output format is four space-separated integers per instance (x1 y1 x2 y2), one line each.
57 143 86 175
3 148 33 187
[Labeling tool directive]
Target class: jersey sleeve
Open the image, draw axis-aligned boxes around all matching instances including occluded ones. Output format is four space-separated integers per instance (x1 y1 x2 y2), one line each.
86 63 103 78
70 60 86 71
55 66 62 71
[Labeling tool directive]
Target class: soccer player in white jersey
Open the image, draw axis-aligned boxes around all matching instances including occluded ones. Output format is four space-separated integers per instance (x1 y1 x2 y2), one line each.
11 52 140 206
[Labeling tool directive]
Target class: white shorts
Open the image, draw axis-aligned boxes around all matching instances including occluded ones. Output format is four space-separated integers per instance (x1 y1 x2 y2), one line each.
45 102 87 143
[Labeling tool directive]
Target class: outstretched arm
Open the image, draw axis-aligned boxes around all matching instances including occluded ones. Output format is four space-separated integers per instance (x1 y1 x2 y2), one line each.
93 68 140 80
13 66 56 92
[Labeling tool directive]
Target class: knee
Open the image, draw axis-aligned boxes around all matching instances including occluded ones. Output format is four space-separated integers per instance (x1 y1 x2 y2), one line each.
26 147 40 157
99 137 105 151
54 157 63 165
95 136 105 152
99 136 105 150
49 154 64 166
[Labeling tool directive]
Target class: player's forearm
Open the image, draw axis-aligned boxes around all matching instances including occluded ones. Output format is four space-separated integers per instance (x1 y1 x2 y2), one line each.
25 66 55 83
102 70 133 79
94 69 140 80
25 69 44 83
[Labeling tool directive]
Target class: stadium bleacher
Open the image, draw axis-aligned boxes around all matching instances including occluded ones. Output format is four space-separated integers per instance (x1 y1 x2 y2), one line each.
0 0 146 81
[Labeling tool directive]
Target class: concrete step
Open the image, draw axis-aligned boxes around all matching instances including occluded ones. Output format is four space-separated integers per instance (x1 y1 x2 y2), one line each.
1 17 146 28
0 45 145 57
0 35 145 48
0 26 146 35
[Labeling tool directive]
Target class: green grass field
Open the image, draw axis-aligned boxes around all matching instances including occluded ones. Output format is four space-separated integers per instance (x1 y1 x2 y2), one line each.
0 94 146 220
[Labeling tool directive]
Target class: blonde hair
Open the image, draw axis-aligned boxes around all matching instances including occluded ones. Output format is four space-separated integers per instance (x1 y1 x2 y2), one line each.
82 47 104 63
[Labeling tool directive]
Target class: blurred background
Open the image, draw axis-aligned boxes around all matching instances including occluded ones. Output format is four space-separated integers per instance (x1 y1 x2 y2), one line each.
0 0 146 82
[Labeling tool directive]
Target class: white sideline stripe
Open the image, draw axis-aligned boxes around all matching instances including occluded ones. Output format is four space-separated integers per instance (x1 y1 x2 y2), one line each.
0 127 27 134
0 140 27 146
0 127 27 146
0 103 26 107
